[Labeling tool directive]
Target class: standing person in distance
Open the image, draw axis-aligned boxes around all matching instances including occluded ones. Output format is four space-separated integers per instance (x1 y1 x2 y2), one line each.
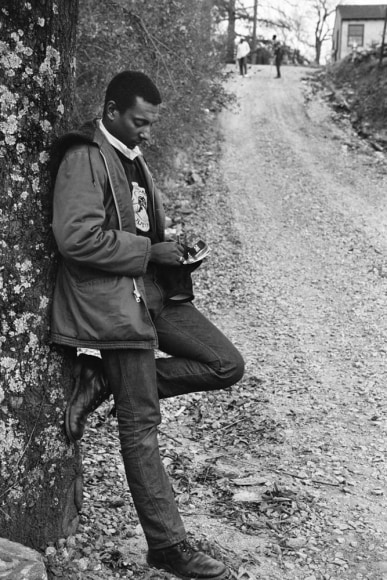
50 70 245 580
236 37 250 77
272 35 284 78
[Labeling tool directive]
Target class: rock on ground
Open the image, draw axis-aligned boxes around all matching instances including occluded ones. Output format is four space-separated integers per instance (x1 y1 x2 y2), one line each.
0 537 47 579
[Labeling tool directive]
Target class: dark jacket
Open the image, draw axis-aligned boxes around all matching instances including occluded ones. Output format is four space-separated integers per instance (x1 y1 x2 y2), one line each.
50 121 165 349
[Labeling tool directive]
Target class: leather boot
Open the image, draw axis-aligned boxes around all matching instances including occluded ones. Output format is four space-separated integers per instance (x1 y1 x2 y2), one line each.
147 540 229 579
64 354 111 443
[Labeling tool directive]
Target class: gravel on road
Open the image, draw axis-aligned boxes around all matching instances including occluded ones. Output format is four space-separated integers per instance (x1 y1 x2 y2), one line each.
48 65 387 580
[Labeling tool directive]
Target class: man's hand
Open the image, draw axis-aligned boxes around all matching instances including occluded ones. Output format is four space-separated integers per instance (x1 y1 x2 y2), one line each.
150 242 185 266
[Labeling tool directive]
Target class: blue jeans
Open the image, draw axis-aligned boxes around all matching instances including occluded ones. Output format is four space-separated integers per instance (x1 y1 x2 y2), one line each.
101 270 244 549
238 57 247 75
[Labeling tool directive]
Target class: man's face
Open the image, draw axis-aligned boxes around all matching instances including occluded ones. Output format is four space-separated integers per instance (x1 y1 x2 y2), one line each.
105 96 160 149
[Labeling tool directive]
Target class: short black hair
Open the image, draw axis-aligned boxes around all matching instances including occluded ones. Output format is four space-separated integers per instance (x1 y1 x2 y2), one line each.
103 71 162 114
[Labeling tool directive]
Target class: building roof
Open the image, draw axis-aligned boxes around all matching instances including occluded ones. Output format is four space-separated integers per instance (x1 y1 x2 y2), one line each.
337 4 387 19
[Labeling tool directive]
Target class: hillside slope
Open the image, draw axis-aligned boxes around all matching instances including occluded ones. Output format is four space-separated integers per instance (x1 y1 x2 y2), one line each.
312 53 387 151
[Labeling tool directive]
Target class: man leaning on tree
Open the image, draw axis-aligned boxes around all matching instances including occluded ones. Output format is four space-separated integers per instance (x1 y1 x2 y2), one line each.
50 70 244 580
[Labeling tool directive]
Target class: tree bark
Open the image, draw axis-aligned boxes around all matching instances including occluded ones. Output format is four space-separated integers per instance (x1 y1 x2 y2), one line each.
0 0 82 549
251 0 258 64
379 5 387 68
315 39 322 65
226 0 236 63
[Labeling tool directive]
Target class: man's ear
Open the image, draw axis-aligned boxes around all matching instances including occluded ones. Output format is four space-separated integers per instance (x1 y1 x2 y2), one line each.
105 100 118 121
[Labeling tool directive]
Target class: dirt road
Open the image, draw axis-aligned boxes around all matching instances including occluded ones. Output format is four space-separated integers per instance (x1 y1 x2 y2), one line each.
184 65 387 579
69 65 387 580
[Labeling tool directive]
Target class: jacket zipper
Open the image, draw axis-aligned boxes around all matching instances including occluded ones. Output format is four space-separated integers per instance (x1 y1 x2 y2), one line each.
149 173 156 225
132 278 141 303
100 150 142 303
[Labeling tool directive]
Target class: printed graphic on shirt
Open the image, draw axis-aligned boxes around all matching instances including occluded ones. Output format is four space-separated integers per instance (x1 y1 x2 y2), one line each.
131 181 150 232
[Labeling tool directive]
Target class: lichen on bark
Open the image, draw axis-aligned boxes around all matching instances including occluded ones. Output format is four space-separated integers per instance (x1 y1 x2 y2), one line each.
0 0 81 548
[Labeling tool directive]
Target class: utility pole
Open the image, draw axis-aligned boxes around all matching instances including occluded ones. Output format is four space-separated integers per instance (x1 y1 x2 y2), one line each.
379 4 387 68
251 0 258 64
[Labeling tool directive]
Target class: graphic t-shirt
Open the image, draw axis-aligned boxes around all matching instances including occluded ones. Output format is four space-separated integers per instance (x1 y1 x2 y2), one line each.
131 180 150 233
115 149 159 244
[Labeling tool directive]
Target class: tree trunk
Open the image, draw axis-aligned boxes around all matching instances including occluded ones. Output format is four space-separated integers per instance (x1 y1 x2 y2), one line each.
0 0 82 549
379 5 387 68
315 39 321 65
251 0 258 64
226 0 236 63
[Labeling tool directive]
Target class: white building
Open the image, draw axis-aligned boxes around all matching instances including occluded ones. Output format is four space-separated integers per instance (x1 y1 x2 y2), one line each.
332 3 387 60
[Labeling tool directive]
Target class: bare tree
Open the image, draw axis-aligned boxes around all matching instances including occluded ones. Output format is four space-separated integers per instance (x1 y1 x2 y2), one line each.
237 0 336 64
286 0 336 63
0 0 82 548
379 5 387 68
251 0 259 63
212 0 253 62
214 0 296 63
311 0 336 64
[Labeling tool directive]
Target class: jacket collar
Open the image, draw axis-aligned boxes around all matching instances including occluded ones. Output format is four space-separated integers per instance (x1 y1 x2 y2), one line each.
97 119 142 161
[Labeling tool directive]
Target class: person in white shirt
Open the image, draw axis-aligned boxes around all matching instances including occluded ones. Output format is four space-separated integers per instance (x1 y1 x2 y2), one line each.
236 38 250 76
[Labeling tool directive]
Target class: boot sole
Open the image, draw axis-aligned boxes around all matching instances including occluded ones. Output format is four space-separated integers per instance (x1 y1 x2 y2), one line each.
147 558 230 580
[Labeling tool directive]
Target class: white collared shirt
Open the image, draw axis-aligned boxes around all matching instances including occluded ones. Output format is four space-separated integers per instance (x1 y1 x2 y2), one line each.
98 119 141 161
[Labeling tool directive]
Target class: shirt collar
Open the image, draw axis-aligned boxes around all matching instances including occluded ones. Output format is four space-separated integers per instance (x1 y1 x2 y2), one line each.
98 119 141 161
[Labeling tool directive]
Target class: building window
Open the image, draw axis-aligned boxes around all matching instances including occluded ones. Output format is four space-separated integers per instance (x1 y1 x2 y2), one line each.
347 24 364 47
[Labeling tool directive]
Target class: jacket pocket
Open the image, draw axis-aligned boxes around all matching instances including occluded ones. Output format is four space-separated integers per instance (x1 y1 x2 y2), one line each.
65 261 113 285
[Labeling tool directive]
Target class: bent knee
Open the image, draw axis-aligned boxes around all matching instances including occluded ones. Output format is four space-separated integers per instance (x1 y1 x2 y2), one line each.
231 350 245 384
219 350 245 388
